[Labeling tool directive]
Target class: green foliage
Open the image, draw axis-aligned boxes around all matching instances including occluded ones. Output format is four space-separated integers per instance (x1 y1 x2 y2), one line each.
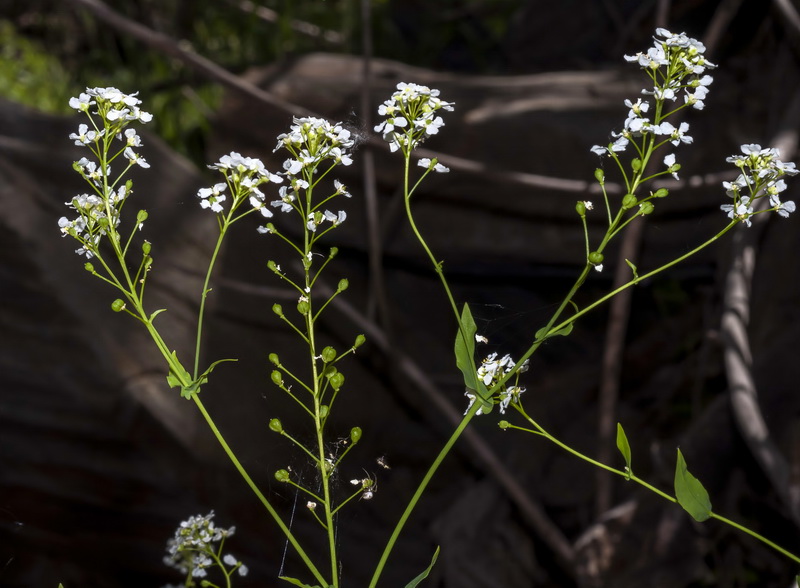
674 449 712 522
0 20 76 113
616 423 632 478
403 546 440 588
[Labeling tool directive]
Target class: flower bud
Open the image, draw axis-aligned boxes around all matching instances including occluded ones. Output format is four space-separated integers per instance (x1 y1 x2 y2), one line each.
350 426 362 443
272 303 284 317
631 158 642 172
84 262 95 273
588 251 604 265
136 209 148 224
268 353 280 366
329 247 339 258
319 405 329 418
594 168 605 183
329 372 345 391
575 201 586 216
274 469 290 483
653 188 669 198
142 240 151 255
321 346 337 363
269 418 283 433
639 201 655 215
621 194 638 209
498 420 510 430
353 334 366 349
271 370 283 386
337 278 349 292
267 260 278 272
111 299 126 312
297 300 310 315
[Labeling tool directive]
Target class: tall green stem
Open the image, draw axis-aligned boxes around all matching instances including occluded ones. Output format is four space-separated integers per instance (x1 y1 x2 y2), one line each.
368 402 481 588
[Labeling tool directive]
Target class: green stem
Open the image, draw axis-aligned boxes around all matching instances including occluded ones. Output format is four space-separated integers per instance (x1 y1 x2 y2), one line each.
193 222 229 379
191 395 328 585
510 409 800 566
368 402 480 588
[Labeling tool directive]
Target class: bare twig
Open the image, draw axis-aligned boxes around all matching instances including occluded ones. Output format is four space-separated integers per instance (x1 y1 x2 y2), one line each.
226 0 344 44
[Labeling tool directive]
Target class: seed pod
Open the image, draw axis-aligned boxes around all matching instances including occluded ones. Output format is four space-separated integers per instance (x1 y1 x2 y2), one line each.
269 418 283 433
274 469 290 483
111 299 126 312
350 426 362 443
321 346 337 363
588 251 604 266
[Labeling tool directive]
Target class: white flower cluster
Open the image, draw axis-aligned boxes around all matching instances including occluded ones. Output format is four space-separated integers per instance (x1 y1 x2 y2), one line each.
163 512 248 580
60 87 153 257
465 352 529 415
260 117 355 233
69 86 153 125
721 144 798 226
198 152 282 216
590 29 716 182
375 82 453 154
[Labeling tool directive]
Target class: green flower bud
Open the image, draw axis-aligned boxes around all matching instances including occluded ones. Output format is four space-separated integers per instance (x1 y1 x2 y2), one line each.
136 209 148 225
321 346 337 363
272 303 284 317
653 188 669 198
111 299 126 312
354 334 366 349
594 168 605 184
329 247 339 258
271 370 283 386
588 251 604 265
263 223 276 234
498 420 510 430
575 201 586 216
268 353 280 366
142 240 151 255
631 158 642 172
84 262 95 273
337 278 349 292
267 260 278 272
319 405 329 418
350 426 362 443
621 193 638 209
274 469 290 483
269 418 283 433
330 372 345 391
639 201 655 215
297 300 310 315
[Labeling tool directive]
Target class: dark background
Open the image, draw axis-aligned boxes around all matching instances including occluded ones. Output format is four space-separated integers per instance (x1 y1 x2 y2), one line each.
2 1 800 586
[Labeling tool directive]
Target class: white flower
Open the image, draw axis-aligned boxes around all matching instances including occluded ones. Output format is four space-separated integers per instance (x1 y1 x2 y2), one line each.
223 554 237 566
323 210 347 226
664 153 679 179
418 158 450 173
69 124 99 146
124 147 150 168
475 334 489 344
721 196 754 226
197 183 227 213
590 144 607 156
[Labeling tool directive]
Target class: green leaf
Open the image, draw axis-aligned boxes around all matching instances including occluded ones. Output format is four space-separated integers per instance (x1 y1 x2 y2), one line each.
616 423 632 478
166 351 192 391
625 259 638 280
278 577 323 588
149 308 167 322
674 449 712 522
535 322 573 340
404 546 440 588
454 303 478 392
